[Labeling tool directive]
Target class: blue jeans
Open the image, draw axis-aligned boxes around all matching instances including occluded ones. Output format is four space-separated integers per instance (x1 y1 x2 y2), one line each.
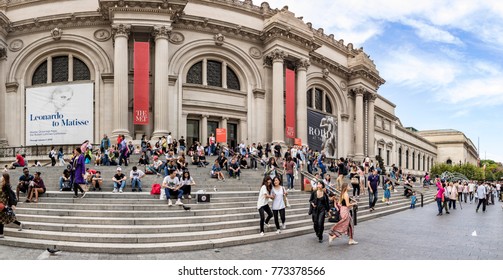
369 190 378 208
286 173 294 189
59 177 64 190
131 178 142 191
165 188 183 199
436 198 443 214
114 181 126 191
229 169 241 177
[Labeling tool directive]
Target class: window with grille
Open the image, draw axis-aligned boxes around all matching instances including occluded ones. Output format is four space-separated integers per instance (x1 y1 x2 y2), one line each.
73 57 90 81
306 89 312 108
314 88 323 111
32 61 48 85
52 56 69 83
325 95 332 114
226 67 240 90
186 60 241 91
207 60 222 87
187 61 203 84
31 55 90 85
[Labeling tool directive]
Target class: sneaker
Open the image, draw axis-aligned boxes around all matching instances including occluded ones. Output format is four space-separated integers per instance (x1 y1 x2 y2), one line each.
348 240 358 245
132 189 137 192
113 188 117 193
80 192 86 199
265 223 270 228
281 223 286 230
187 195 191 199
237 176 240 180
119 189 123 193
138 189 142 192
276 229 281 234
59 189 62 192
260 232 264 236
175 199 183 205
18 223 23 231
168 199 173 206
328 235 335 245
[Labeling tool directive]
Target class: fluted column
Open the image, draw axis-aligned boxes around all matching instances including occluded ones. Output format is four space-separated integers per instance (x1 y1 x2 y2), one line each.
253 89 266 143
201 114 208 145
0 46 7 146
239 119 248 144
152 25 171 139
341 114 350 158
296 59 309 145
368 93 376 159
346 92 355 157
112 24 131 138
269 49 286 144
354 88 364 161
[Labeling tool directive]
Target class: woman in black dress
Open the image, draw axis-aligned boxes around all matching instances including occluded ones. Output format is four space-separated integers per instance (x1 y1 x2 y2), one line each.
309 180 330 243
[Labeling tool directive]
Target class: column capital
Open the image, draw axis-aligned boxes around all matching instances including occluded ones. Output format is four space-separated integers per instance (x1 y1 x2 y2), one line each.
202 114 209 119
253 88 266 99
296 59 310 71
112 24 131 39
153 25 172 40
0 46 6 61
366 92 377 102
350 86 365 97
222 116 229 121
340 114 350 121
266 49 286 63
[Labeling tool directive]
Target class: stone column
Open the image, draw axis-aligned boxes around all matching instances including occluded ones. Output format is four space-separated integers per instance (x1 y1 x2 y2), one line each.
346 92 355 157
296 59 309 145
152 25 171 139
220 117 228 145
239 119 248 144
101 73 115 137
201 114 208 145
340 114 350 158
354 88 364 161
253 89 266 143
0 46 7 146
367 93 376 159
269 49 286 144
111 24 131 138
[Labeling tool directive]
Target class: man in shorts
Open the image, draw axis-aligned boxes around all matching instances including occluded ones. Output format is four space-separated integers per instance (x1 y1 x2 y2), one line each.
16 167 34 201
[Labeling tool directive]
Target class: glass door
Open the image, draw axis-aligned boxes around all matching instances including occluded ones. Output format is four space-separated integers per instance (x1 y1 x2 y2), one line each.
186 120 200 148
228 123 237 150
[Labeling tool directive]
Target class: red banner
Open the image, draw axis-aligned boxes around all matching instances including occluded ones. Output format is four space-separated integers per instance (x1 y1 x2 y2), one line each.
133 42 150 125
216 128 227 143
285 68 296 139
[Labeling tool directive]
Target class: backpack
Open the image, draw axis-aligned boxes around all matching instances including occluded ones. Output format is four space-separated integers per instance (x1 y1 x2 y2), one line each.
61 181 72 191
150 183 161 195
342 164 348 176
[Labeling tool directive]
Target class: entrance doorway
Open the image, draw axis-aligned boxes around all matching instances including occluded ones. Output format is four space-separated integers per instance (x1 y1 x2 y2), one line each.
207 121 219 144
228 123 237 150
186 120 199 148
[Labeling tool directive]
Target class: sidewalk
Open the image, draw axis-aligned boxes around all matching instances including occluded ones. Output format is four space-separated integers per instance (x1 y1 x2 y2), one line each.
1 199 501 260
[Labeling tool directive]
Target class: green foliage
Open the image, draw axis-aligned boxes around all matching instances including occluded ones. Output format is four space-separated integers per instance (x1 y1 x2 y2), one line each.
430 162 486 181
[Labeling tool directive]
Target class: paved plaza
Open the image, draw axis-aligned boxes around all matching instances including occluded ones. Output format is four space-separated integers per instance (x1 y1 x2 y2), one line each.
1 199 501 260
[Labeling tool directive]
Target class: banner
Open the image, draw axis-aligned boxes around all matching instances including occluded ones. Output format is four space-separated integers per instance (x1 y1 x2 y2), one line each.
133 41 150 125
307 109 338 158
216 128 227 143
285 68 296 139
26 83 94 145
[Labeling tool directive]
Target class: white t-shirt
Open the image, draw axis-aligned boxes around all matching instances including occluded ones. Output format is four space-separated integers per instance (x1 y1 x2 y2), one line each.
162 176 180 189
130 169 145 179
271 186 286 210
180 176 194 186
257 185 270 209
167 135 173 144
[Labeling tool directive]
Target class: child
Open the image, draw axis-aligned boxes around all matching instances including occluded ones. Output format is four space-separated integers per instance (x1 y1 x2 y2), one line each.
384 178 391 205
410 191 417 209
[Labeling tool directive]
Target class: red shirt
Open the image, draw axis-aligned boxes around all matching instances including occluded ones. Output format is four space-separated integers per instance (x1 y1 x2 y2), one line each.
16 154 25 167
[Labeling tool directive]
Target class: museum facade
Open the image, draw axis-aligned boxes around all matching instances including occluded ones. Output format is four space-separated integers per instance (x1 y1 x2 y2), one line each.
0 0 478 174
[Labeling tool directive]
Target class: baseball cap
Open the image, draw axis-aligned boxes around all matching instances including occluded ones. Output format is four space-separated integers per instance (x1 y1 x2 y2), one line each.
153 155 159 160
116 167 122 171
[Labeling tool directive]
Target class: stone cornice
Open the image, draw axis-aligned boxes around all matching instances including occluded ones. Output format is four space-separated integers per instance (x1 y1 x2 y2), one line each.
98 0 187 21
5 12 107 35
190 0 278 18
349 65 386 89
309 52 350 78
261 22 321 52
173 15 262 43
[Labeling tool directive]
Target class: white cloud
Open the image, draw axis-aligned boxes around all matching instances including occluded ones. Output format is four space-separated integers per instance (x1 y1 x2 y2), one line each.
442 77 503 105
401 19 463 45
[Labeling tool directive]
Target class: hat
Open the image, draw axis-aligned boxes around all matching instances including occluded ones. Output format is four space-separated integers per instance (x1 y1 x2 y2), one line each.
153 155 159 160
116 167 122 171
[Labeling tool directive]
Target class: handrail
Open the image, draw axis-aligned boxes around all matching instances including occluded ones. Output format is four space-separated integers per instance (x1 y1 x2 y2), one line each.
401 182 424 208
0 144 89 159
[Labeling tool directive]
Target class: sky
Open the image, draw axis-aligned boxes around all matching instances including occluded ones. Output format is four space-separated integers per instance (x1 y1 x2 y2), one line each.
266 0 503 163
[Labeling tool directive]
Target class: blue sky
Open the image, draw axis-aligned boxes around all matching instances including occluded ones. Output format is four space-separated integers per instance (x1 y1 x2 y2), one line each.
267 0 503 163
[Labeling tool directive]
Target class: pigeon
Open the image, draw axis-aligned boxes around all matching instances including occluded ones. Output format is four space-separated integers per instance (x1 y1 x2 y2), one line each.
47 248 61 254
182 205 191 211
213 187 218 192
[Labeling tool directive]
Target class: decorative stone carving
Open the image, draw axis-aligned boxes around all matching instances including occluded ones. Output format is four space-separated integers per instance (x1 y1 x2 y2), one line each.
249 47 262 59
253 88 265 99
340 81 347 91
51 27 63 40
296 59 310 71
112 24 131 38
94 29 112 42
267 49 286 62
214 33 225 46
169 31 184 45
153 25 171 40
322 68 329 78
8 39 24 52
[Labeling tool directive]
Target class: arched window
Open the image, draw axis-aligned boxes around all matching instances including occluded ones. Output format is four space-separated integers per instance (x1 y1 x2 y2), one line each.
226 67 240 90
32 55 91 85
446 159 452 165
186 59 241 91
307 87 334 115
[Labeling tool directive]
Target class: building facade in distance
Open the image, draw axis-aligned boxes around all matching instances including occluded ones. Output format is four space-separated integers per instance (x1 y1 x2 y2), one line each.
0 0 477 174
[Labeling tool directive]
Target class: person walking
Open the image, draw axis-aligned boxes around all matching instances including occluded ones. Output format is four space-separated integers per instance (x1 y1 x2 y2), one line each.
257 176 274 236
328 183 358 246
71 147 87 199
475 183 487 213
435 178 445 216
271 176 287 234
310 180 330 243
349 166 360 198
0 173 24 238
367 169 379 212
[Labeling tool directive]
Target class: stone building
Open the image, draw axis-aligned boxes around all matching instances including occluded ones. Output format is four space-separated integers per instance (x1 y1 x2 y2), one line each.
0 0 476 175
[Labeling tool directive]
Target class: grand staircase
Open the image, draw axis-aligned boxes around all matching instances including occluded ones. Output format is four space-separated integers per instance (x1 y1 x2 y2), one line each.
0 156 437 253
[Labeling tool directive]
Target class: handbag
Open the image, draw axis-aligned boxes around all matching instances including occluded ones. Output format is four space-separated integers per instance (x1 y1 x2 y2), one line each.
328 208 340 223
351 177 359 184
3 206 15 218
282 187 291 208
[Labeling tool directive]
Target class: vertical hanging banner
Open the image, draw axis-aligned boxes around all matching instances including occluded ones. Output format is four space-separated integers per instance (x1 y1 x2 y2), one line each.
133 41 150 125
216 128 227 143
285 68 296 139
